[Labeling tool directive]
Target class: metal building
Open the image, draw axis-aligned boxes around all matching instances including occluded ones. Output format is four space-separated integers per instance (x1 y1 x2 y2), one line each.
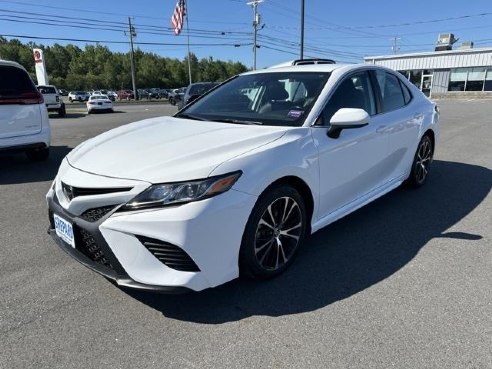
364 47 492 98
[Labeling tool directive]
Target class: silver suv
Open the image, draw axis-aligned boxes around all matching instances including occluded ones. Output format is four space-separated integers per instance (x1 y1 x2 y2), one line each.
0 60 51 161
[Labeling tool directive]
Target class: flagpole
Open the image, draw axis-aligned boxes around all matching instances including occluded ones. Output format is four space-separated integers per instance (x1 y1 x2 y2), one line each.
185 2 192 85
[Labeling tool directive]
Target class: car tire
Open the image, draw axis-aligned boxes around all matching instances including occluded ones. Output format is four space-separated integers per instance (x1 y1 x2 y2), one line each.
58 104 66 117
406 134 434 188
26 147 49 162
169 98 175 105
239 185 307 280
69 97 73 103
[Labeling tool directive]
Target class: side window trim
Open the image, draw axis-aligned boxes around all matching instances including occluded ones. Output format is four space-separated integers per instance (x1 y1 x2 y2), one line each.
398 78 413 105
368 70 383 114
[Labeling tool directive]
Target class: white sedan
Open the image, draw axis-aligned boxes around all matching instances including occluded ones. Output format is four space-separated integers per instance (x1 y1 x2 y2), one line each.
47 61 439 292
86 94 113 113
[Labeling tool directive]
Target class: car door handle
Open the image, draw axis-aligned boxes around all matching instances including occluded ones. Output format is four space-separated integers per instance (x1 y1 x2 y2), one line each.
414 113 423 120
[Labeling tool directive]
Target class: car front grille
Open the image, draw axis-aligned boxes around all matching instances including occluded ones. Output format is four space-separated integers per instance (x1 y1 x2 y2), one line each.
137 236 200 272
61 182 132 201
80 206 115 222
74 227 113 270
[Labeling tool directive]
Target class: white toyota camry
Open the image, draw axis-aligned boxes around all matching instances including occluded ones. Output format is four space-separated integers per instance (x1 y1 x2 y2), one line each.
47 61 439 292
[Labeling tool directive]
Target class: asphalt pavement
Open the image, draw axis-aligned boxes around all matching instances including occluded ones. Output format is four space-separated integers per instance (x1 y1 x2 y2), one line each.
0 100 491 369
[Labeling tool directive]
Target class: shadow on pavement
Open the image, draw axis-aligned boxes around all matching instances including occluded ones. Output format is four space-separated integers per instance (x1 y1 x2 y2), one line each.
126 160 492 323
0 145 71 184
49 113 87 119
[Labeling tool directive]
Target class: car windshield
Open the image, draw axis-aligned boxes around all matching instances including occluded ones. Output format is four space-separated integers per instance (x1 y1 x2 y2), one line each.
176 72 330 127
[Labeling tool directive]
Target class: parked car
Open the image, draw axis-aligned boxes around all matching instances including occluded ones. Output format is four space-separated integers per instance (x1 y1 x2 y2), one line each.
0 60 50 161
37 84 65 117
158 89 170 99
177 82 218 109
68 91 89 102
106 90 117 101
46 62 439 292
86 94 113 114
117 90 134 100
168 87 186 105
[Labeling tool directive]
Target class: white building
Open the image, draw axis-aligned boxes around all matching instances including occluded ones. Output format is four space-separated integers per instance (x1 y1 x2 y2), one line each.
365 47 492 98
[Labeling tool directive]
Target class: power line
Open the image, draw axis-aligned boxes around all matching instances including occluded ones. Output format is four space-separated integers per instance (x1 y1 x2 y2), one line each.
0 34 253 47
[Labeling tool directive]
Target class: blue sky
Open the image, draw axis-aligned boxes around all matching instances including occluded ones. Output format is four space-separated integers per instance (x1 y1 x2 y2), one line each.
2 0 492 68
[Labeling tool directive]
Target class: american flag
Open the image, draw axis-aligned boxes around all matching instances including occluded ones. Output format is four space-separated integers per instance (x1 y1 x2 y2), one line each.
171 0 186 36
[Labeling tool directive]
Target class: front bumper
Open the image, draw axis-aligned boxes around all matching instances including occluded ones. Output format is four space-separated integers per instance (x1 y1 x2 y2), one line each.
46 163 257 292
47 195 188 293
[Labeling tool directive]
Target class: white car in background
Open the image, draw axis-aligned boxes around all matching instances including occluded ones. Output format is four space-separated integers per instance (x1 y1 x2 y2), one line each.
47 61 439 292
0 60 50 161
37 84 66 117
86 94 113 114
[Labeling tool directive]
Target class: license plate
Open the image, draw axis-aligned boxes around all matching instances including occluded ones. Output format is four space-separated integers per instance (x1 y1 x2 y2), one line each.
98 102 102 105
54 214 75 248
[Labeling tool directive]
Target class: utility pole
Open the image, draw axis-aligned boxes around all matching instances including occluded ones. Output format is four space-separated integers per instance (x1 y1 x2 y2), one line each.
247 0 263 70
128 17 138 100
391 36 400 55
300 0 305 59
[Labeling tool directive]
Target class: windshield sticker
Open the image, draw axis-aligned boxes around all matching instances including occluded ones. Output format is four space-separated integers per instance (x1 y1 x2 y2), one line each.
288 110 304 118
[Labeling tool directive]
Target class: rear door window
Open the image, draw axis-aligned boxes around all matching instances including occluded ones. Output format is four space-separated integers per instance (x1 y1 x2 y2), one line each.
374 71 406 112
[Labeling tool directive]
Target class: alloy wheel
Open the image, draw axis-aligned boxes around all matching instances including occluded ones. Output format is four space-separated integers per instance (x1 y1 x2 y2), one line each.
254 196 303 271
415 137 433 184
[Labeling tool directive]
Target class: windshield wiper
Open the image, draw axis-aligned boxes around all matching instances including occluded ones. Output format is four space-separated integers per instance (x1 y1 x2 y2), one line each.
175 113 206 121
212 118 263 125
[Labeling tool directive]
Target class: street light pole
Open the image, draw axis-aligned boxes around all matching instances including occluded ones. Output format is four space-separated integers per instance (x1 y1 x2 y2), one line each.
247 0 263 70
300 0 305 59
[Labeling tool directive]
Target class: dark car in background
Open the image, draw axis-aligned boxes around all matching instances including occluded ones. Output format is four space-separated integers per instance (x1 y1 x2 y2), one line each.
177 82 219 109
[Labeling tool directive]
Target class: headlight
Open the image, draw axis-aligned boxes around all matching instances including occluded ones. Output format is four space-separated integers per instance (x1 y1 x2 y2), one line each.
121 171 242 210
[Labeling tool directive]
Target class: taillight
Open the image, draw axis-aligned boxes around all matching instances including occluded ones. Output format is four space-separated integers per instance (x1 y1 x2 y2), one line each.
0 90 44 105
56 95 59 102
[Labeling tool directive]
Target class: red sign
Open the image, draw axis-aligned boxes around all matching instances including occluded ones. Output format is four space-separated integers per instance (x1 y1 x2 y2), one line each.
34 50 42 64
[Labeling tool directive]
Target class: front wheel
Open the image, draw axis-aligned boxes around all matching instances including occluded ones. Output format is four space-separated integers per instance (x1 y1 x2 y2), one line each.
406 134 434 188
239 185 307 280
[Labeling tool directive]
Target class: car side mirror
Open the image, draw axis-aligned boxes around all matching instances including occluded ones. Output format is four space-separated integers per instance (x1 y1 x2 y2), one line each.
327 108 369 138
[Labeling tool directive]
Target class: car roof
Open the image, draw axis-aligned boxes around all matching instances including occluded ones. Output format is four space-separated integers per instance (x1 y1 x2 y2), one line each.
242 63 353 75
0 59 26 70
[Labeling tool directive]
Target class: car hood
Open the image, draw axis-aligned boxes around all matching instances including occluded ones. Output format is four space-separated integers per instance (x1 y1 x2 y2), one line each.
67 116 288 183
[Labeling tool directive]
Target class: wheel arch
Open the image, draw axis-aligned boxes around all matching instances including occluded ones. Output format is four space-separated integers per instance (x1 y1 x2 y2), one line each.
260 175 315 234
423 128 435 150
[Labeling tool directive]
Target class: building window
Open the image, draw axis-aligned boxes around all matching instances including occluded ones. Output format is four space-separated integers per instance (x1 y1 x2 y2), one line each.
409 70 423 89
448 68 467 91
466 67 486 91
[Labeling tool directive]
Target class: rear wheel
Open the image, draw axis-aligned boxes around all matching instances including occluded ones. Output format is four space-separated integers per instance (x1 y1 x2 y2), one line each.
406 134 434 188
240 185 307 280
26 147 49 162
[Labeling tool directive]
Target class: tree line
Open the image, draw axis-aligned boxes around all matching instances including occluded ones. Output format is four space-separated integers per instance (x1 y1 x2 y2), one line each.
0 37 249 90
